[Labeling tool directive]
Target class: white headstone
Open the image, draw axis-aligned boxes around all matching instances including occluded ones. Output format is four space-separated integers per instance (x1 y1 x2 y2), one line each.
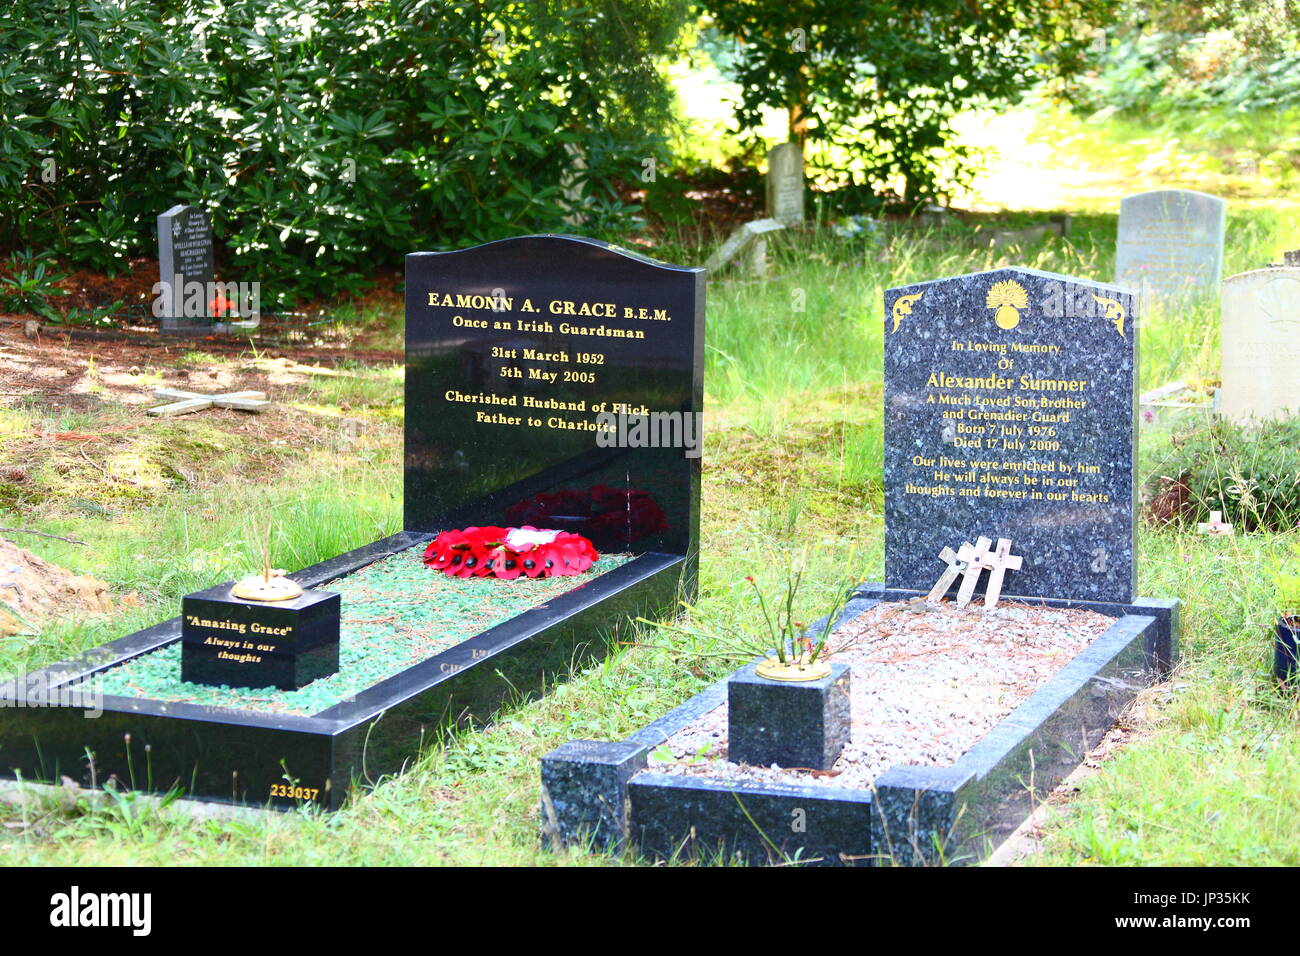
704 218 785 275
765 142 804 225
1220 267 1300 422
1115 189 1225 305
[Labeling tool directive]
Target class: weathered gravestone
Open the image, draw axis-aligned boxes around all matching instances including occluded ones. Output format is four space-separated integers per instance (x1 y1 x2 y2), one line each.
1219 266 1300 423
765 141 804 226
884 267 1138 603
704 218 784 277
1115 189 1225 306
157 204 216 334
559 143 587 227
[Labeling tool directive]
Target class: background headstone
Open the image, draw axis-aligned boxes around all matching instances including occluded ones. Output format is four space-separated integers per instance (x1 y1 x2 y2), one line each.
989 215 1072 250
157 204 215 334
1114 189 1225 305
1219 267 1300 422
405 235 704 559
765 142 804 225
884 267 1138 603
704 218 784 276
559 143 587 227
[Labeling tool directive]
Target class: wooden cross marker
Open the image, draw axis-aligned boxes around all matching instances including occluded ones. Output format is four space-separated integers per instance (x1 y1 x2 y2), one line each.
147 387 269 418
1197 510 1234 535
982 538 1023 609
954 536 994 609
925 545 969 605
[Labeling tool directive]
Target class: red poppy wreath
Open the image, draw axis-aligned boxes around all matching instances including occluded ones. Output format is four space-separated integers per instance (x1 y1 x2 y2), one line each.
422 525 599 579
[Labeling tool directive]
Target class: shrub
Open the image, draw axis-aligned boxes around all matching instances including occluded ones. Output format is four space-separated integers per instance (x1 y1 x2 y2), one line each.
0 250 68 320
0 0 689 307
1067 3 1300 114
1146 415 1300 533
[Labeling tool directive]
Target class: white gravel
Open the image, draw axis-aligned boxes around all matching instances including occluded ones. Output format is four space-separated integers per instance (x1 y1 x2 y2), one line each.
648 599 1115 791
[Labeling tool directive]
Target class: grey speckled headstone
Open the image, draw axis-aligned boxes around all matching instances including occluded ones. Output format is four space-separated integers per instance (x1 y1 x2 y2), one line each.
765 142 803 225
1115 189 1224 305
1220 267 1300 422
157 204 215 333
884 267 1138 603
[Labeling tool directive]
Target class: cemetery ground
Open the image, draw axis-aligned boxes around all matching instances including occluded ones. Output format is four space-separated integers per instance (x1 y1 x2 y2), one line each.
2 107 1300 866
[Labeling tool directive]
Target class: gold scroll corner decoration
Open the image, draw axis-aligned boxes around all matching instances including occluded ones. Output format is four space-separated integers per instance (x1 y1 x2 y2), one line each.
891 291 924 333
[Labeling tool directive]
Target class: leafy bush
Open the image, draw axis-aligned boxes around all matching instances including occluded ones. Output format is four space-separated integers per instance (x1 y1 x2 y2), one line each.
1148 415 1300 533
0 251 68 320
1070 4 1300 114
0 0 688 307
1272 542 1300 617
698 0 1116 208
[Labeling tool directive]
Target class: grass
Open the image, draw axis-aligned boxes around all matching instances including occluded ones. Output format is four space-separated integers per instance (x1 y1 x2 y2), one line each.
2 102 1300 865
1036 527 1300 865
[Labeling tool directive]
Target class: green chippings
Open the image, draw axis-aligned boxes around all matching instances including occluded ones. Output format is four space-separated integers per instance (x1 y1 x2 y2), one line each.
95 549 631 717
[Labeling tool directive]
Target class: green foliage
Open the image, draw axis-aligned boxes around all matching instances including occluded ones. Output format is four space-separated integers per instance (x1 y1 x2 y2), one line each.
652 553 858 667
697 0 1116 206
0 250 68 320
1070 1 1300 113
1151 416 1300 533
0 0 689 307
1271 542 1300 615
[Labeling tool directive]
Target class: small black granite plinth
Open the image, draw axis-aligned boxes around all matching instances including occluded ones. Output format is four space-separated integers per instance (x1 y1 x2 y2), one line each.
181 583 340 691
1275 617 1299 684
728 663 850 770
541 740 648 853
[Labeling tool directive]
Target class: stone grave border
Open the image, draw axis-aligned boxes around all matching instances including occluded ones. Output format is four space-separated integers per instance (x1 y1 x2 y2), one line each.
1 532 686 811
541 584 1178 866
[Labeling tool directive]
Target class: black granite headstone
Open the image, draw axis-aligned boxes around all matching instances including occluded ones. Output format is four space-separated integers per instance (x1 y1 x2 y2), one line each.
181 584 340 690
404 235 704 561
883 267 1138 603
157 204 215 334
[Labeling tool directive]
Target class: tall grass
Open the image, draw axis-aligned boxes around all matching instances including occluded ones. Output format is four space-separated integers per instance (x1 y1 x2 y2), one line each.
1 454 400 676
691 203 1273 419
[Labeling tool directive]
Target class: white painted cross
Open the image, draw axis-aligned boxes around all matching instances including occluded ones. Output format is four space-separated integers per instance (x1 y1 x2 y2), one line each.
925 545 968 605
146 387 269 418
982 538 1023 609
954 536 994 609
1197 510 1234 535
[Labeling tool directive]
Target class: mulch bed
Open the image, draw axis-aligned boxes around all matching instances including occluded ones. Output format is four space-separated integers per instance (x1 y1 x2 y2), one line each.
649 599 1116 790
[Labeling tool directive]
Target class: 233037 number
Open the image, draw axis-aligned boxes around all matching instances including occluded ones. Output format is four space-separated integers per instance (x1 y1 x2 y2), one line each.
269 783 320 801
